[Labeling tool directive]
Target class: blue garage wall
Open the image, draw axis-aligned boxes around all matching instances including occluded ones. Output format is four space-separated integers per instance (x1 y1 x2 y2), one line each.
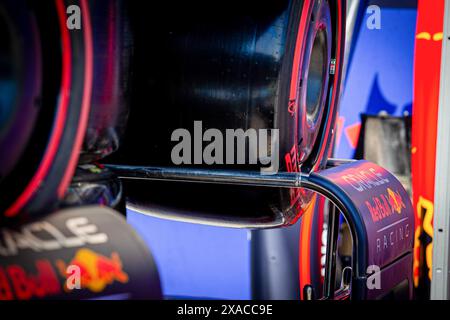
127 211 251 299
336 1 417 159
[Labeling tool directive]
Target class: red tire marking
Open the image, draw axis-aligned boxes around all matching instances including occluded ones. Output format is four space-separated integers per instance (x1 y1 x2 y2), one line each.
5 0 73 217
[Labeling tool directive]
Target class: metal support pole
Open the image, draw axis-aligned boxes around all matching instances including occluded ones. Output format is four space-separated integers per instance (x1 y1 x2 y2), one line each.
431 0 450 300
104 165 305 189
323 204 340 299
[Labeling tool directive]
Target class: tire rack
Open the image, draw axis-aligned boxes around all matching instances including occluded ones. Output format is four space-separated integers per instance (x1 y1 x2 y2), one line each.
107 159 364 300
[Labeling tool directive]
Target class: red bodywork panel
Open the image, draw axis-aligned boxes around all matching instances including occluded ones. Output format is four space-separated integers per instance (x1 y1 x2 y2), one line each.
412 0 445 294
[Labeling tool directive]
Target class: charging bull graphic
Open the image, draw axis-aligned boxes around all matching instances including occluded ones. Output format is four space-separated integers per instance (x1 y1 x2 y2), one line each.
56 249 129 293
0 207 161 300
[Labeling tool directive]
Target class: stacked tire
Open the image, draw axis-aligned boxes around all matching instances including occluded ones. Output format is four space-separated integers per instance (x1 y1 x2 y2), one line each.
109 0 346 227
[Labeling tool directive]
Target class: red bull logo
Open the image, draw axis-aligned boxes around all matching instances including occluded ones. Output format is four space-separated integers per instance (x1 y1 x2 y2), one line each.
366 188 406 223
0 260 60 300
57 248 129 293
